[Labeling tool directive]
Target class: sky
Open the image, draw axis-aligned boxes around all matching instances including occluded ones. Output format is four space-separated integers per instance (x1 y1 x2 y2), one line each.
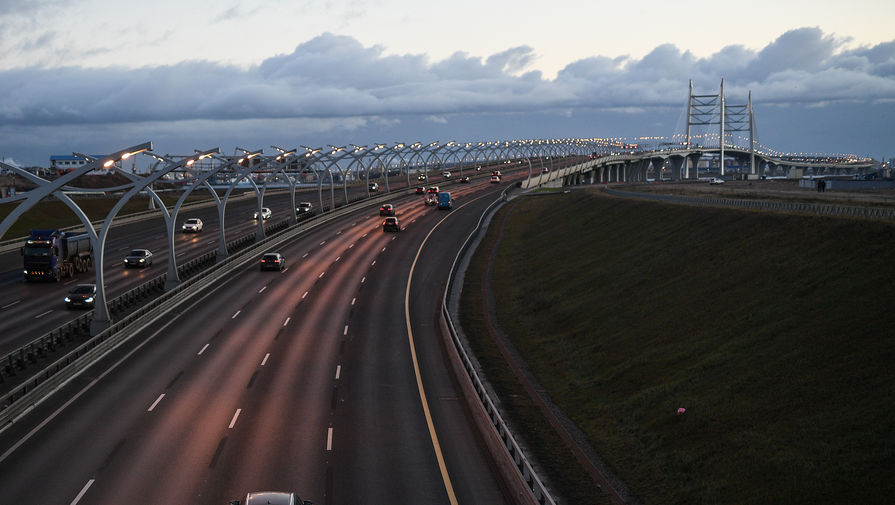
1 0 894 167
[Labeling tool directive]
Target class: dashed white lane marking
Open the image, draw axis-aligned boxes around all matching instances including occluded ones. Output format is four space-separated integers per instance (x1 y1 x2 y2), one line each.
231 310 241 319
258 286 267 293
371 260 376 266
361 276 366 284
335 365 341 379
320 241 326 246
337 230 342 235
343 325 349 336
197 343 210 355
148 394 165 411
351 297 356 306
70 479 95 505
326 427 334 451
303 253 309 258
34 310 52 318
303 291 309 299
382 247 387 252
318 271 325 279
362 233 368 238
348 243 354 249
284 317 291 326
2 300 21 309
229 409 242 429
392 236 397 241
261 353 270 366
335 256 341 262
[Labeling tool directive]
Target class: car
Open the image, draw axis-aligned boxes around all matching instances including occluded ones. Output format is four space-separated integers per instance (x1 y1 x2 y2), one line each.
709 177 724 184
379 203 395 216
296 202 313 214
124 249 153 267
382 216 401 232
182 217 203 233
415 187 425 194
260 252 286 271
459 176 470 183
542 167 550 173
475 166 481 171
417 174 426 181
369 182 379 192
230 491 311 505
254 207 272 220
490 175 501 183
427 186 439 194
491 170 502 177
442 171 451 179
65 284 96 309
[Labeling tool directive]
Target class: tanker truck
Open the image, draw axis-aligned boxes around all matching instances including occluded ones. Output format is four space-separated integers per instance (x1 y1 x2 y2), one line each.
22 229 93 282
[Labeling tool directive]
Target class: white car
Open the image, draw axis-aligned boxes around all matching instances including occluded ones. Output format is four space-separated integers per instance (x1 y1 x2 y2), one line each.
181 217 203 232
442 171 451 179
709 177 724 185
254 207 272 220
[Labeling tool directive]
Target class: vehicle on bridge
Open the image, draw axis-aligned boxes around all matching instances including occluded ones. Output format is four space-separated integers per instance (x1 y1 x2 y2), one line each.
437 191 453 210
230 491 311 505
460 175 470 183
124 249 153 268
379 203 395 216
22 229 93 282
296 201 313 215
369 182 379 192
442 171 451 179
382 216 402 232
415 186 425 194
254 207 272 220
709 177 724 184
260 252 286 271
64 283 96 309
182 217 203 232
490 175 501 183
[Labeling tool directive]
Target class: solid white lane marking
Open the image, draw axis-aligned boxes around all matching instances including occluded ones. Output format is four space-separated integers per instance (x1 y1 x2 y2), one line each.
34 310 52 318
284 317 291 326
2 300 21 309
70 479 95 505
197 343 210 355
335 365 341 379
261 353 270 366
231 310 240 319
326 427 333 451
148 394 165 411
229 409 241 429
258 286 266 293
343 325 348 336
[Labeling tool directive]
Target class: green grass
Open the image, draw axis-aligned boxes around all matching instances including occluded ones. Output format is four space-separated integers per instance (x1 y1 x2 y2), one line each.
461 189 895 504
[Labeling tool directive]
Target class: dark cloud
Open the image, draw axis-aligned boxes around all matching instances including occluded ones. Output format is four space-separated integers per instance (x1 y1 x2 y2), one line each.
1 28 894 165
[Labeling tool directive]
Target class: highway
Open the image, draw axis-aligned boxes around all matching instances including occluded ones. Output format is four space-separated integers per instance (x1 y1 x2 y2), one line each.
0 173 514 504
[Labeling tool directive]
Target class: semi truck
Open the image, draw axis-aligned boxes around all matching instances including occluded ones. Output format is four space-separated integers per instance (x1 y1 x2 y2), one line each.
436 191 452 210
22 229 93 281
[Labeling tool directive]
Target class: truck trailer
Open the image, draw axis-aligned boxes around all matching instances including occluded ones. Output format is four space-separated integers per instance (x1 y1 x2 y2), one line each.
22 229 93 282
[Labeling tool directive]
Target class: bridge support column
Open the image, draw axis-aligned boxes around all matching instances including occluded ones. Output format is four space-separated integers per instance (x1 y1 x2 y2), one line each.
668 156 684 180
685 153 702 179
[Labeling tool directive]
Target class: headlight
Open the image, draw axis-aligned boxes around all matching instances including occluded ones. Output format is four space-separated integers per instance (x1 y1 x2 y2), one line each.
85 297 94 303
139 259 145 263
64 296 72 302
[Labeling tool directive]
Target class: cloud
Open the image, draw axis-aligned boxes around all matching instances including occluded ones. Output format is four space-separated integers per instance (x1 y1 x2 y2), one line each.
1 27 894 165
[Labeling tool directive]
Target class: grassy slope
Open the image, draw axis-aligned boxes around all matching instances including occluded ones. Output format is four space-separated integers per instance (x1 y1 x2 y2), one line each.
464 189 895 504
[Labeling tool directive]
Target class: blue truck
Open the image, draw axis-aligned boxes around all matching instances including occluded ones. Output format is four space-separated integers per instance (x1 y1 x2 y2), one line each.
436 191 452 210
22 229 93 282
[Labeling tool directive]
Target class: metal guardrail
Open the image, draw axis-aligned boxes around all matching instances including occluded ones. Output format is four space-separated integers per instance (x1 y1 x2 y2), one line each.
604 187 895 220
441 183 557 505
0 186 406 426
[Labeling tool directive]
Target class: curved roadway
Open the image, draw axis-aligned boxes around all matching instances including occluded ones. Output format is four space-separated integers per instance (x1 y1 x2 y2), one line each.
0 173 517 504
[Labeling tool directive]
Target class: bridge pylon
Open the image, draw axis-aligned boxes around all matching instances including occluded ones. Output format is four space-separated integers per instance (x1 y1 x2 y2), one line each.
686 79 756 177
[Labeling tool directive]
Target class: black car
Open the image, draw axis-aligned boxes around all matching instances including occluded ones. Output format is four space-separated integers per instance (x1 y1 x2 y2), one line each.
379 204 395 216
124 249 153 268
65 284 96 309
460 176 470 183
382 216 401 232
260 252 286 271
415 187 425 194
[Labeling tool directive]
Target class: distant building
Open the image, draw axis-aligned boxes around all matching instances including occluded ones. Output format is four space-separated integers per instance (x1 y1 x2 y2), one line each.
50 154 109 175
